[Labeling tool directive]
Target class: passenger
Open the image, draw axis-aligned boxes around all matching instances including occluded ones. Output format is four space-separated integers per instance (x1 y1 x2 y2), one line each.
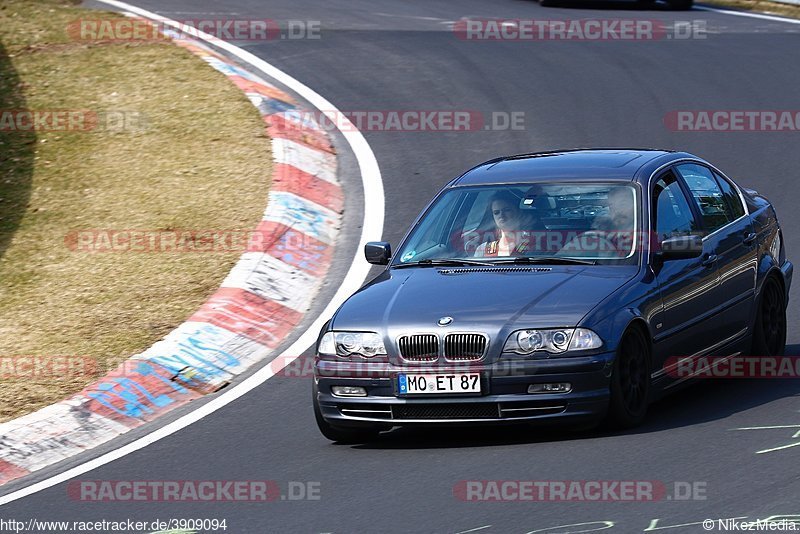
474 191 534 257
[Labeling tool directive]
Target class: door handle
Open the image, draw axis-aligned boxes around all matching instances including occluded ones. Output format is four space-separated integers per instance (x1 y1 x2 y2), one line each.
701 254 718 268
743 232 757 246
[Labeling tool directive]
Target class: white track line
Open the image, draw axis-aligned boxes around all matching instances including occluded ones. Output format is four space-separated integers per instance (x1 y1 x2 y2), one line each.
696 4 800 24
0 0 384 506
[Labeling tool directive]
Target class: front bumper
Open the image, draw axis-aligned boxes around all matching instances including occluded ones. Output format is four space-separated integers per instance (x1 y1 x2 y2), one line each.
314 351 615 427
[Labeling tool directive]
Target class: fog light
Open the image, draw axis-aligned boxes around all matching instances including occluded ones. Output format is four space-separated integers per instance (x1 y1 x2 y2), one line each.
331 386 367 397
528 383 572 394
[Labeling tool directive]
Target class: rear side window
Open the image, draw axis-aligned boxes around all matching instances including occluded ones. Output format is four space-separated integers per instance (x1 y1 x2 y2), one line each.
676 163 731 234
713 171 745 220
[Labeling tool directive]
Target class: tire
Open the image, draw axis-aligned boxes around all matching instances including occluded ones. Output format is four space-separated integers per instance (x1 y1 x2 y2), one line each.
607 326 651 429
539 0 558 7
751 276 787 357
313 384 383 444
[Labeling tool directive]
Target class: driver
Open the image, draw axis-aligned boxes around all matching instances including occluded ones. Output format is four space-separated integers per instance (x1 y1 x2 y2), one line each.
591 187 635 257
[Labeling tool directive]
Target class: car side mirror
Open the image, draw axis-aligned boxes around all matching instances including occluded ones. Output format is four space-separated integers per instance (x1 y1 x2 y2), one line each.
659 235 703 261
365 241 391 265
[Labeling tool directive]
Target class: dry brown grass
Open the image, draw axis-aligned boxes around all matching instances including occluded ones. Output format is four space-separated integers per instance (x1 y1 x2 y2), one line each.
701 0 800 19
0 0 272 420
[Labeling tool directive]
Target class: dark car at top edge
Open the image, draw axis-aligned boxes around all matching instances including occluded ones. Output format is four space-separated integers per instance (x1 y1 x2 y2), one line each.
538 0 694 11
313 149 792 443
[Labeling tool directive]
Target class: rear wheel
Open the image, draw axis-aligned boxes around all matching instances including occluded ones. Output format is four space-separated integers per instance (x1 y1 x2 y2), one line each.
751 276 787 357
607 326 651 428
313 384 383 443
539 0 558 7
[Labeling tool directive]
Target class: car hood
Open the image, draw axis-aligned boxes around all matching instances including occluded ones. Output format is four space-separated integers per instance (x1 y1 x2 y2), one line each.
332 265 638 335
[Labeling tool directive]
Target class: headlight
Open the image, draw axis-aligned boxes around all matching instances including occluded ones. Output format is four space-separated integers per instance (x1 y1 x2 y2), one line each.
318 332 387 358
503 328 602 355
517 330 543 352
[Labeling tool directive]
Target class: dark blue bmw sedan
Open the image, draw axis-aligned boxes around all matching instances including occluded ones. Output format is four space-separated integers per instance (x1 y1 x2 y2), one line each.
313 149 792 442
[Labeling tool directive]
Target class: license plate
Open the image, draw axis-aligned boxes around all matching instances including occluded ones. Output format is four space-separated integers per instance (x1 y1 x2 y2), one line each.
398 373 481 395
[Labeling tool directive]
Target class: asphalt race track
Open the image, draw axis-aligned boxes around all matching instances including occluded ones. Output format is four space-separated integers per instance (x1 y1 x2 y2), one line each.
3 0 800 532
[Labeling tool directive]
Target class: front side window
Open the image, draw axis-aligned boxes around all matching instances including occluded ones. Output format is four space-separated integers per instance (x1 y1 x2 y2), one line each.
676 163 732 234
394 182 639 265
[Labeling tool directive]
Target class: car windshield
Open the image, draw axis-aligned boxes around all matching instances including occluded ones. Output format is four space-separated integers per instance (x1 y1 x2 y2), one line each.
393 182 640 266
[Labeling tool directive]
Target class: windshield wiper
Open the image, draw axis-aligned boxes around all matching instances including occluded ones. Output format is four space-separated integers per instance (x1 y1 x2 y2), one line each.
393 258 496 268
492 256 597 266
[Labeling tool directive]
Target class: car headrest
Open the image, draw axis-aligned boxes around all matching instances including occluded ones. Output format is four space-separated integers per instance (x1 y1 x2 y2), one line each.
522 187 556 210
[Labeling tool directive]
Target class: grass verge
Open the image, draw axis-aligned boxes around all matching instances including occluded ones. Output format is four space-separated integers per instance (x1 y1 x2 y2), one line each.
0 0 272 421
700 0 800 19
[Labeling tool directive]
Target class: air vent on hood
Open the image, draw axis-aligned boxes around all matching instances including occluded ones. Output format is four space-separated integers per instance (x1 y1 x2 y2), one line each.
438 267 552 274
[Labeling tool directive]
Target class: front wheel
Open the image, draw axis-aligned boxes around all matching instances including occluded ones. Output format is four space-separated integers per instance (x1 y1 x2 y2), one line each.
313 384 383 443
607 327 651 429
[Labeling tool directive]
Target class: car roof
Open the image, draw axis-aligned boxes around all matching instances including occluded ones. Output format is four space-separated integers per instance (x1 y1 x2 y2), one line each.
453 148 677 186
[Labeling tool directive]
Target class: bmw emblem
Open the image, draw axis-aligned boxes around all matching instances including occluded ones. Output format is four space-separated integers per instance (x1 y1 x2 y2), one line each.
437 316 453 326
